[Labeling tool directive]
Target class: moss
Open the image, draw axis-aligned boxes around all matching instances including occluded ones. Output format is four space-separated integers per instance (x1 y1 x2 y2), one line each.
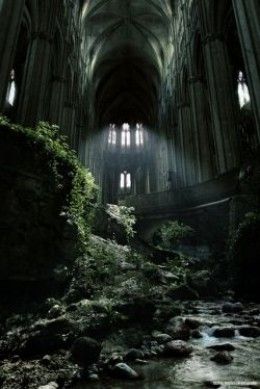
0 116 97 252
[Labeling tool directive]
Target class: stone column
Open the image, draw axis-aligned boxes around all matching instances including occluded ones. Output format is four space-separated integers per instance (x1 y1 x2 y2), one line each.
0 0 25 110
189 75 215 182
232 0 260 142
48 76 66 125
178 102 197 186
203 34 239 174
19 32 52 126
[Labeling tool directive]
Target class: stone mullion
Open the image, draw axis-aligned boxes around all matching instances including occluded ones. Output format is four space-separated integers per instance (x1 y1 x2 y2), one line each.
178 105 188 187
182 104 196 186
19 33 52 126
232 0 260 142
0 0 25 110
203 36 238 174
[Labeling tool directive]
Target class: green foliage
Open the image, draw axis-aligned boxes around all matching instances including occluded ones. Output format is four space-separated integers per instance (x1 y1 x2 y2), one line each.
0 116 97 250
156 220 194 248
107 203 136 241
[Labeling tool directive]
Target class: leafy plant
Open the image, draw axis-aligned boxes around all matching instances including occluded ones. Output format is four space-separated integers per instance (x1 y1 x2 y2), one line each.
155 220 194 249
107 203 136 241
0 116 97 251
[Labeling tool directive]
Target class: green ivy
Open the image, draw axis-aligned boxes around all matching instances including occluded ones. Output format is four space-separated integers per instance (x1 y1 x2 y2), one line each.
0 115 97 250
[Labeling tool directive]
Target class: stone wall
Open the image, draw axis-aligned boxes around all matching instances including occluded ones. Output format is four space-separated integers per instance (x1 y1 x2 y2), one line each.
0 126 77 285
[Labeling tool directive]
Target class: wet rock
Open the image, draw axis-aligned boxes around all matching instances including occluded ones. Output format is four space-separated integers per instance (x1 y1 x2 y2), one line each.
239 326 260 338
124 348 144 361
185 317 201 329
191 329 203 339
207 343 235 351
212 327 235 338
167 285 199 300
38 383 58 389
163 340 193 357
203 380 221 388
210 351 233 364
166 317 190 340
88 373 99 381
40 354 52 366
111 363 140 380
71 337 101 367
153 333 172 344
222 302 243 313
47 305 65 319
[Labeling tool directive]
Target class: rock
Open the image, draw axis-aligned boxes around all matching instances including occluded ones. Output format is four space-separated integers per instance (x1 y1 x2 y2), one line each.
167 285 199 300
33 316 76 334
88 373 99 381
163 340 193 357
47 305 65 319
38 383 58 389
203 380 221 388
185 317 201 329
153 333 172 344
212 327 235 338
166 317 190 340
111 363 140 380
191 329 203 339
124 348 144 361
207 343 235 351
239 326 260 337
41 355 52 366
210 351 233 364
19 332 65 357
222 302 243 313
71 337 101 367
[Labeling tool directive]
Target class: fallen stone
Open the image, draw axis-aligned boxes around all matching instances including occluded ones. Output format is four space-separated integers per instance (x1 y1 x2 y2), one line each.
239 326 260 338
153 333 172 344
207 343 235 351
38 383 58 389
163 340 193 357
222 302 243 314
71 337 101 367
210 351 233 364
111 363 140 380
124 348 144 361
212 327 235 338
191 329 203 339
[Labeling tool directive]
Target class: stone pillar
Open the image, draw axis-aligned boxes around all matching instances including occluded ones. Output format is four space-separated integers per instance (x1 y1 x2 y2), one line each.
232 0 260 142
178 102 197 186
189 76 215 182
48 76 66 125
61 103 76 146
203 35 239 174
19 32 52 126
0 0 25 110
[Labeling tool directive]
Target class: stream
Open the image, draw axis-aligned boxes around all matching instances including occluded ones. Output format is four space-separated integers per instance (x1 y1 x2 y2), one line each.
74 301 260 389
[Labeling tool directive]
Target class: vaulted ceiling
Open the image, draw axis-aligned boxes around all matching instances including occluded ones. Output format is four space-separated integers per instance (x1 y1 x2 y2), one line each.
82 0 175 127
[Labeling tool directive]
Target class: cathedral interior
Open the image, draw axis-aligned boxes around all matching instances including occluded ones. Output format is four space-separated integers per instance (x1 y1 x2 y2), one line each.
0 0 260 388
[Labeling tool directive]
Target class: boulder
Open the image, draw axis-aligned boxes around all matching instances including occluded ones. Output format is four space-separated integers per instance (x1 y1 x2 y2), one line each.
71 337 101 367
111 363 140 380
212 327 235 338
222 302 243 313
239 326 260 338
163 340 193 357
38 383 58 389
153 333 172 344
124 348 144 361
207 343 235 351
191 329 203 339
210 351 233 364
166 317 190 340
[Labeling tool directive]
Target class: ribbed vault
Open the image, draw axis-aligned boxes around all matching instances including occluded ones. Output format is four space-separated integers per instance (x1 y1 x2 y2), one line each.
82 0 174 127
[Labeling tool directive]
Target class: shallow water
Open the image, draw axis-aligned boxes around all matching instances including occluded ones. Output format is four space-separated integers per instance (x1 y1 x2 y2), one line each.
75 302 260 388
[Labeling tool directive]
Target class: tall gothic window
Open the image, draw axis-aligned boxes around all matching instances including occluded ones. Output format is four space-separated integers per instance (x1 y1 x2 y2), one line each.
120 171 131 192
135 123 144 146
6 69 17 107
108 124 117 144
121 123 130 147
237 70 250 109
